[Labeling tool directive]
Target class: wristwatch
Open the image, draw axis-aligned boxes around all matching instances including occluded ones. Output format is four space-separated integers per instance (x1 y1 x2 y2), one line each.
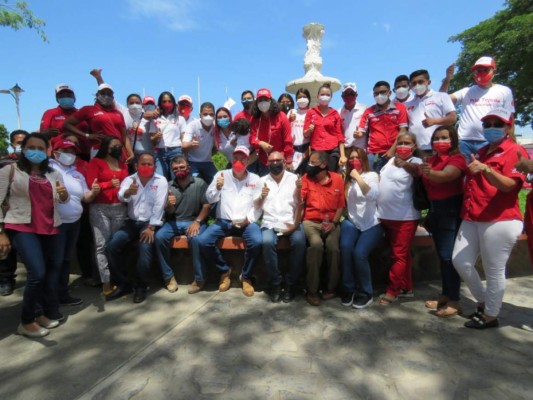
484 167 492 175
85 133 90 139
195 218 202 223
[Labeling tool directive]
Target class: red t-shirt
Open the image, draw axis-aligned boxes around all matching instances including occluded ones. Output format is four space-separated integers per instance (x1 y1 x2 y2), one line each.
249 112 294 165
234 110 253 122
41 106 91 153
86 158 128 204
359 102 408 154
461 138 527 222
72 103 126 149
422 153 467 200
301 171 346 223
525 190 533 265
303 107 344 151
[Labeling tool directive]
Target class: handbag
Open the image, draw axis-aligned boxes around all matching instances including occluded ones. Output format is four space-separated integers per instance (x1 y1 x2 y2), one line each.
1 164 15 216
412 175 430 211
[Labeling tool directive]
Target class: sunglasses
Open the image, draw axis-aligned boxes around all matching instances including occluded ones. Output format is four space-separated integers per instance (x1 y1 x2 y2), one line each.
482 121 505 129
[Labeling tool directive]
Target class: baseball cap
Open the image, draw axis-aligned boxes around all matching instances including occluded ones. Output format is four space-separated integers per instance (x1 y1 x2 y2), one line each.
481 107 512 125
55 84 74 94
233 145 250 157
256 88 272 99
142 96 156 105
53 139 78 152
178 95 193 104
471 56 496 71
97 83 114 92
342 82 357 93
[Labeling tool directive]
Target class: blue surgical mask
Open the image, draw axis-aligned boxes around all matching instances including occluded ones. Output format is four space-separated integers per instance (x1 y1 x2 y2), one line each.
58 97 75 109
144 104 156 112
483 127 505 144
24 149 48 164
217 117 230 128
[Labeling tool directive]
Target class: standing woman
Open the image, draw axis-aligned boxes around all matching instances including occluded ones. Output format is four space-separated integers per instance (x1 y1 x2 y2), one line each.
86 136 129 295
0 133 69 338
287 88 311 172
303 83 347 171
377 132 422 305
420 126 467 317
278 93 295 115
339 148 383 309
452 108 527 329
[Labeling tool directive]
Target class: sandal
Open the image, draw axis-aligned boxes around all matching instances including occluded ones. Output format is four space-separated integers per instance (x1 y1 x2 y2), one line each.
398 289 414 298
435 301 462 318
425 296 449 309
464 314 499 329
378 294 398 306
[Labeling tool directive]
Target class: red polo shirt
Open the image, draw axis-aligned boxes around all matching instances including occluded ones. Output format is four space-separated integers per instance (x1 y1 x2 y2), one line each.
249 112 294 165
234 110 253 122
71 103 126 149
41 106 90 153
359 102 408 154
303 107 344 151
422 153 467 200
461 138 527 222
301 171 345 223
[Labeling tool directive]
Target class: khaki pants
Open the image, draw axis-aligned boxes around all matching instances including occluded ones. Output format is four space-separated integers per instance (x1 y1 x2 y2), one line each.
302 220 340 294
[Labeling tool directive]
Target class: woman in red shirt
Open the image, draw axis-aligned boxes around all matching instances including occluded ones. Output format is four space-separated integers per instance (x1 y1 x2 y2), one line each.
420 126 467 317
303 83 346 171
86 136 128 295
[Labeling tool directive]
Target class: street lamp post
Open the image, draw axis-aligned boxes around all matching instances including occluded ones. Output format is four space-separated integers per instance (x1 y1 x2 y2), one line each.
0 83 24 129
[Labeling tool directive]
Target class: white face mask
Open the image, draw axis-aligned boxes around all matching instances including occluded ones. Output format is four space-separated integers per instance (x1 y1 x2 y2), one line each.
395 87 409 100
412 84 428 96
296 98 310 109
258 101 271 113
57 152 76 166
318 95 331 106
374 94 389 105
128 103 143 117
13 145 22 154
201 115 214 127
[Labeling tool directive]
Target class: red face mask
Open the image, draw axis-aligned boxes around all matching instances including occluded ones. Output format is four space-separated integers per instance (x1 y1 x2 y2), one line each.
396 145 413 160
474 71 493 86
137 165 154 178
161 103 174 114
174 170 189 180
232 160 246 174
433 140 452 155
349 159 362 171
343 96 356 108
178 105 192 118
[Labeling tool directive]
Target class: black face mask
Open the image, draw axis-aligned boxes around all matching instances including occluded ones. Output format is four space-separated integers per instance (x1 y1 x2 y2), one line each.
242 99 253 110
109 146 122 159
269 163 284 176
281 104 291 113
307 164 324 177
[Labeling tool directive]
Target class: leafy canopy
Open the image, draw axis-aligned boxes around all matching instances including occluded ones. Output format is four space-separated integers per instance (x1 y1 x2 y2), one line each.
0 1 47 42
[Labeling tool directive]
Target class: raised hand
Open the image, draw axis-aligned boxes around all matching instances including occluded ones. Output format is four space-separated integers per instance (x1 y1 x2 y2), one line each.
167 189 176 206
56 180 68 201
111 174 120 187
468 154 486 174
261 182 269 200
216 173 224 191
91 178 101 195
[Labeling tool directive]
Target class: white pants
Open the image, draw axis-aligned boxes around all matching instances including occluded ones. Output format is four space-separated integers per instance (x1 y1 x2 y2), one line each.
452 219 522 317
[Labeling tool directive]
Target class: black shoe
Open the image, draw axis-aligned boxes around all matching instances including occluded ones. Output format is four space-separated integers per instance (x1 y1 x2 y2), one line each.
0 280 15 296
353 294 374 309
133 287 147 304
105 286 133 301
281 285 295 303
464 315 499 329
340 292 355 307
270 284 282 303
60 296 83 306
466 305 485 319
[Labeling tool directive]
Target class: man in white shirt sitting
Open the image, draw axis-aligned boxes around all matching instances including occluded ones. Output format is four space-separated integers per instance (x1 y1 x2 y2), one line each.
196 146 262 296
256 152 305 303
105 153 168 303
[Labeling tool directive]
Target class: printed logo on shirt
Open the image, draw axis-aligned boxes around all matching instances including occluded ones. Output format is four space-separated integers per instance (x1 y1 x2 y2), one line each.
149 185 158 190
245 183 257 188
94 112 104 116
54 116 66 120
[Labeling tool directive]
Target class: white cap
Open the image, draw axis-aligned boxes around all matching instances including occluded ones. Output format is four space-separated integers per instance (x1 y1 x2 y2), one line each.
97 83 114 92
471 56 496 71
55 84 74 94
178 94 193 104
233 145 250 157
342 82 357 93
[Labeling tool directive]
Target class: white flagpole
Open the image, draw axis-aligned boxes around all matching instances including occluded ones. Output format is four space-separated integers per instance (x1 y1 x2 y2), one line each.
197 77 201 106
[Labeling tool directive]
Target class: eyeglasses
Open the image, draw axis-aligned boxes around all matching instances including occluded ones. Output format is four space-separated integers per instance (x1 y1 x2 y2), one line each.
482 121 505 129
373 90 388 96
268 159 284 164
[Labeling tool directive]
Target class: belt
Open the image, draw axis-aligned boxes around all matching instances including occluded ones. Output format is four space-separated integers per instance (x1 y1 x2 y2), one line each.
294 143 310 153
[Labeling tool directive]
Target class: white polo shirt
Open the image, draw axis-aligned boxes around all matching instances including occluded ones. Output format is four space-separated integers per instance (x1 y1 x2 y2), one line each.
118 173 168 226
405 89 456 150
154 112 187 148
50 159 89 223
183 119 215 162
377 157 422 221
394 92 414 104
453 84 514 141
259 171 298 230
206 169 261 223
339 101 367 149
346 171 380 231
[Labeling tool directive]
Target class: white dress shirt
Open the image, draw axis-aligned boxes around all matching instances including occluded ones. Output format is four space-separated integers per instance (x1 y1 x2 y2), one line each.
339 101 367 149
259 171 298 230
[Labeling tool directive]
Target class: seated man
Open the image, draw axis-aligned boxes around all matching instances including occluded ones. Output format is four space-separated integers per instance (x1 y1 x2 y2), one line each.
197 146 262 296
301 151 346 306
256 151 305 303
154 156 210 294
105 153 168 303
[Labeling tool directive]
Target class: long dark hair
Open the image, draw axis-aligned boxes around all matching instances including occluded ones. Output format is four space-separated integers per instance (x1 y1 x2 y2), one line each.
94 136 121 159
157 91 177 115
18 132 52 174
431 125 460 155
251 97 281 118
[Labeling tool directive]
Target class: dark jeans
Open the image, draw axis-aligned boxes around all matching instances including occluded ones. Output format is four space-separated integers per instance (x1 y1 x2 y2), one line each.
76 210 98 280
427 195 463 301
156 147 183 181
0 247 17 282
106 219 154 289
367 153 389 173
8 230 62 323
57 220 81 301
189 161 218 185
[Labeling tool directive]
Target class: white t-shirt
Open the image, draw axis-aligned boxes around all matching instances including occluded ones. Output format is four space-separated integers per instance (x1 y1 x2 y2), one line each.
405 90 456 150
50 160 89 223
377 157 422 221
259 171 298 230
346 171 380 231
453 84 514 141
288 108 309 146
154 111 187 148
339 101 367 149
183 119 215 162
218 131 251 161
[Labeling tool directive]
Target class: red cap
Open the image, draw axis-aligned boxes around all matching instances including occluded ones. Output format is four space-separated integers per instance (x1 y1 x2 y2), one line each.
481 107 513 125
471 56 496 71
142 96 155 105
233 145 250 157
256 88 272 100
53 140 78 152
178 95 193 104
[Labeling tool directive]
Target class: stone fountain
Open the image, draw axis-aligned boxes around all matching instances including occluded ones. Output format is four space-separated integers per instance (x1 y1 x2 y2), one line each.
285 23 341 105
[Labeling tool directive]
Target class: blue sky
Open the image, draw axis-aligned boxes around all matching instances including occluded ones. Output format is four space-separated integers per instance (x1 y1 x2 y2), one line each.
1 0 530 138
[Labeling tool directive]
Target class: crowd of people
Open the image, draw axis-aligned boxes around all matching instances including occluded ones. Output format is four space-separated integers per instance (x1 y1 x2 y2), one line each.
0 56 532 339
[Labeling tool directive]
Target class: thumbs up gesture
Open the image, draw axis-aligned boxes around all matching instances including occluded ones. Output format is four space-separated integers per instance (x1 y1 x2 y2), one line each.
56 180 68 202
260 182 269 200
167 189 177 206
422 112 435 128
111 174 120 187
216 173 224 191
91 178 101 195
125 178 139 197
467 154 486 174
420 156 431 176
515 150 533 174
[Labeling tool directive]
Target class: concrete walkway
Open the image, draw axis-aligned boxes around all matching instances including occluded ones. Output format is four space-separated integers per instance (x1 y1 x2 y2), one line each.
1 272 533 400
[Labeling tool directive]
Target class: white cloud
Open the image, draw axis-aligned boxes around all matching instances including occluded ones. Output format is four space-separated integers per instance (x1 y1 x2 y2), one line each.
125 0 198 31
372 21 392 33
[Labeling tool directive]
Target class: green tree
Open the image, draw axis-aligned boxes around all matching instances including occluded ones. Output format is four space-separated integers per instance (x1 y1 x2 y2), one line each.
448 0 533 126
0 123 9 156
0 1 47 42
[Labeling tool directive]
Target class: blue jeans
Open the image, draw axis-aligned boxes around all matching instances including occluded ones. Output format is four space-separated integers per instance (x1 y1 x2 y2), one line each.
156 147 183 180
196 219 262 280
106 219 154 289
155 220 206 282
459 139 487 161
189 161 218 185
57 220 81 301
340 220 384 297
427 195 463 301
261 225 306 286
8 230 63 323
367 153 389 173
